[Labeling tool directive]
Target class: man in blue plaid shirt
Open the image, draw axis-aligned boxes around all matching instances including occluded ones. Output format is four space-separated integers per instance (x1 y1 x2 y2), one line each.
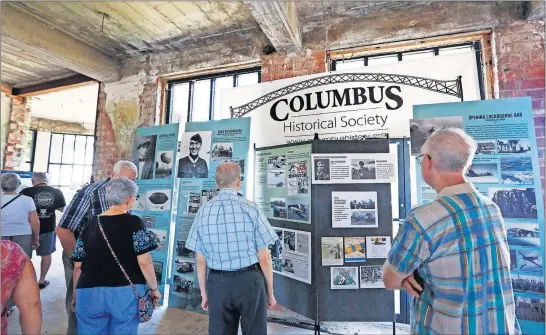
186 162 278 335
383 129 520 334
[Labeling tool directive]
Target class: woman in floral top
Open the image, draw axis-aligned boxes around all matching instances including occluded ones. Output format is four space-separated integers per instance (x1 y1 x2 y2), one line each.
71 178 160 335
1 240 42 334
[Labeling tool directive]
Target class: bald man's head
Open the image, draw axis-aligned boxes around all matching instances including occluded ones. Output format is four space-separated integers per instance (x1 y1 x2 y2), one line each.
215 162 242 190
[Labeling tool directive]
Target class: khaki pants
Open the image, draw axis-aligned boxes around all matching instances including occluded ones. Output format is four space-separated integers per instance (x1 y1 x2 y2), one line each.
62 252 78 335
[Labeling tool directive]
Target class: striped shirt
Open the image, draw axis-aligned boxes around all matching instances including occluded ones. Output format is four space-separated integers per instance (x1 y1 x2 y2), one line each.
58 178 110 238
386 183 520 335
186 188 278 270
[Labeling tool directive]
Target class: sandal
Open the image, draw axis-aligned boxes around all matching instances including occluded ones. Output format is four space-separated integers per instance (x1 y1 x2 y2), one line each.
7 307 14 317
38 280 50 290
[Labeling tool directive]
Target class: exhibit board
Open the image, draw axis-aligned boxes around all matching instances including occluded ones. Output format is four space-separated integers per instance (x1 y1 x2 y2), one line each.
169 118 251 311
130 123 180 301
313 139 395 322
257 139 395 323
410 98 545 335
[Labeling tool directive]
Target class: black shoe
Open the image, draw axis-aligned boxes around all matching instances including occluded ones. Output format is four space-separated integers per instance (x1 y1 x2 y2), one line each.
38 280 50 289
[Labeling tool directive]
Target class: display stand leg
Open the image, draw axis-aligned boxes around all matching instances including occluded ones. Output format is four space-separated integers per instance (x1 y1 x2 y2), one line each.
314 320 320 335
392 315 396 335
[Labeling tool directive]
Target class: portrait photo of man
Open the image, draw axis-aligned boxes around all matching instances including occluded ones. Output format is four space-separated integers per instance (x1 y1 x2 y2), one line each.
178 132 210 178
314 159 330 181
132 135 156 180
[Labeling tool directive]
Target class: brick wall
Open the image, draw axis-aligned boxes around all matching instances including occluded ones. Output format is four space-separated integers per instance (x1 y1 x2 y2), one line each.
495 20 545 190
3 96 31 170
93 83 120 179
261 50 326 81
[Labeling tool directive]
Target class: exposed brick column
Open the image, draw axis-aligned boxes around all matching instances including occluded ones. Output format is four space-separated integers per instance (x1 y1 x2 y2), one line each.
3 96 31 170
495 20 545 191
92 82 120 180
261 50 326 81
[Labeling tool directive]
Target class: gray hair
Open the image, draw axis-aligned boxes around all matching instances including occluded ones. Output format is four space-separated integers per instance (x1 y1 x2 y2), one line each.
112 160 137 176
422 128 477 173
1 173 21 192
32 172 48 183
105 177 138 206
215 162 241 189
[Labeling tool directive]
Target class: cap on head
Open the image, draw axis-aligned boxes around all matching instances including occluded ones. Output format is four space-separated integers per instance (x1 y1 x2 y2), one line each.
137 139 151 149
190 134 202 144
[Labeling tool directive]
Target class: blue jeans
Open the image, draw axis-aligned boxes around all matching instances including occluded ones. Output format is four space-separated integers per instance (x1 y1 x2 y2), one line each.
75 285 146 335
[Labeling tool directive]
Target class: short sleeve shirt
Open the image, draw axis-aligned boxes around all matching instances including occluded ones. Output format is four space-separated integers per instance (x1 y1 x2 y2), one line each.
21 185 66 234
71 213 157 288
1 194 36 236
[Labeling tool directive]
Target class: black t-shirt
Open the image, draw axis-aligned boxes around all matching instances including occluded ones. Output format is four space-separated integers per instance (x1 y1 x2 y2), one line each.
71 214 158 289
21 185 66 234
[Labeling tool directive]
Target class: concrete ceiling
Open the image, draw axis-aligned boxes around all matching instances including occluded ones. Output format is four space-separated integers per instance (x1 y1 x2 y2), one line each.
1 1 542 90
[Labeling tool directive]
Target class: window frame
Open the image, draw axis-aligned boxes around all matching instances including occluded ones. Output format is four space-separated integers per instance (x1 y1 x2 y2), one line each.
23 130 37 172
331 42 486 100
46 132 95 188
165 67 262 124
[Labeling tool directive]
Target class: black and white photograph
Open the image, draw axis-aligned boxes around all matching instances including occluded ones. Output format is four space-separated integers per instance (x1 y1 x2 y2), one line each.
132 135 157 180
465 163 499 183
314 158 330 181
409 116 464 155
154 150 174 179
270 198 287 218
512 274 545 294
296 232 310 255
351 211 376 227
148 229 167 251
287 199 309 221
174 260 195 274
267 156 286 169
359 265 385 288
489 187 537 219
142 215 156 228
178 131 212 178
497 139 532 154
331 267 359 289
269 229 283 272
211 142 233 160
515 296 545 323
153 261 163 285
267 170 285 188
288 161 307 174
288 176 309 196
284 231 296 252
133 192 147 211
351 159 376 180
366 236 392 259
187 192 201 215
282 258 295 274
517 249 543 274
175 240 195 259
173 275 195 296
507 223 540 248
146 189 171 211
510 249 517 271
475 140 497 155
321 237 344 266
501 156 534 185
201 189 219 205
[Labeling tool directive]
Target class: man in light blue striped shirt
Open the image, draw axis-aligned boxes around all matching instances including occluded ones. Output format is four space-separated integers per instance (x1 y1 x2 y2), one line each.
383 128 520 335
186 162 278 335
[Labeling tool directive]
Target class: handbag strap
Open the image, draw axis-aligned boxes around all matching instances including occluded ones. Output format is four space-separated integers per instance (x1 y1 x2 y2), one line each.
1 194 22 209
96 216 141 299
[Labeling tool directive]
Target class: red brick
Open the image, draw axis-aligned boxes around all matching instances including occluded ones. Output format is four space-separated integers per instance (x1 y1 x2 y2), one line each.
522 79 545 90
535 116 546 127
536 126 545 138
525 67 546 79
499 80 518 90
532 99 545 109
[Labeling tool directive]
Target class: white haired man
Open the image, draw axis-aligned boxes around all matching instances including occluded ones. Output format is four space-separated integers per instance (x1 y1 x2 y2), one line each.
383 128 520 334
56 161 137 335
21 172 66 289
186 162 278 335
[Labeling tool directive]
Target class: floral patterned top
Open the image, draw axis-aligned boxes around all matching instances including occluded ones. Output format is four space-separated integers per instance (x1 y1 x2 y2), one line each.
1 241 28 335
71 213 157 289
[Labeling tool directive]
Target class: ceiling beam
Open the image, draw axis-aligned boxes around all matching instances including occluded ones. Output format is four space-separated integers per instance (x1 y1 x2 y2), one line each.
1 3 121 83
244 1 302 54
526 0 544 20
12 74 95 97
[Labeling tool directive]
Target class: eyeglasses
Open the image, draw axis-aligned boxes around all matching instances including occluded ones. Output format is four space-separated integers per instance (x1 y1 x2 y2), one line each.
416 154 431 165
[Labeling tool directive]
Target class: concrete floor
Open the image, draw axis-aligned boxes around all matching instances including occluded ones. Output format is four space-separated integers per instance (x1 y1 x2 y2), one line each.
7 240 409 334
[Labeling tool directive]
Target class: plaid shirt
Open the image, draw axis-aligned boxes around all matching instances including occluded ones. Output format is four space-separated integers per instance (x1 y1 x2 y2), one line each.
386 183 520 335
58 178 110 237
186 188 278 270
